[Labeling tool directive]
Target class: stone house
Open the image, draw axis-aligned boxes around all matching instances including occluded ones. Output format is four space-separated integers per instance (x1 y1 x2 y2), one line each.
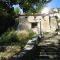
17 8 60 34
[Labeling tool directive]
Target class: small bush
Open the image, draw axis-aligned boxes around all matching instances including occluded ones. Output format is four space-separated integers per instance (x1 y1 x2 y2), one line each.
16 30 35 44
16 30 35 48
27 30 35 39
16 30 29 42
0 30 35 47
0 31 18 45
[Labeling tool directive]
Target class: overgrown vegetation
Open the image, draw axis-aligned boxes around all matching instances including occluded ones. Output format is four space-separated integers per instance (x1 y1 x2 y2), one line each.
0 30 18 45
16 30 35 47
17 30 35 40
0 30 35 46
0 45 21 60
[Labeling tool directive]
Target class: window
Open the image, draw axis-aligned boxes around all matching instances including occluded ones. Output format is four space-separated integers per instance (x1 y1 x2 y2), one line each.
31 22 37 28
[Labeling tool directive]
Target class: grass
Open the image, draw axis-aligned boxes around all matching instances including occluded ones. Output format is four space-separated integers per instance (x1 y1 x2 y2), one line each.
0 45 21 60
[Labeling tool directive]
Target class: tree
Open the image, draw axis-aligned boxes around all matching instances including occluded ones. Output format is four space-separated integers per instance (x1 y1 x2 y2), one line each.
0 1 16 35
19 0 52 14
0 0 52 14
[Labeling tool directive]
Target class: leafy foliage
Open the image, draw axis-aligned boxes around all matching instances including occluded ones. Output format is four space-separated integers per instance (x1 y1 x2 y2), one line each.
0 15 16 35
16 30 29 41
16 30 35 47
0 31 18 45
0 0 52 14
16 30 35 43
0 30 35 45
28 30 36 39
18 0 52 13
14 7 20 15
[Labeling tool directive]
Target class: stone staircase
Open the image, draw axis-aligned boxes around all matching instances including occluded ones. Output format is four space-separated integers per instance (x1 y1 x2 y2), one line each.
34 45 60 60
35 34 60 60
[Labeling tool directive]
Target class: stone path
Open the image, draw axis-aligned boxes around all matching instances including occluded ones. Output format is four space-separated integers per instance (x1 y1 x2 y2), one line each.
35 34 60 60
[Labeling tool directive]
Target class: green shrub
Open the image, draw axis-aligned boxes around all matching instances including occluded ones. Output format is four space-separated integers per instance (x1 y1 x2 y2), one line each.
27 30 35 39
0 31 18 45
16 30 35 48
16 30 35 44
0 30 35 46
16 30 29 42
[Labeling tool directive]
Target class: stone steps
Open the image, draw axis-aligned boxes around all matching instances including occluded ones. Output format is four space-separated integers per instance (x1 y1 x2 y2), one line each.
36 45 60 60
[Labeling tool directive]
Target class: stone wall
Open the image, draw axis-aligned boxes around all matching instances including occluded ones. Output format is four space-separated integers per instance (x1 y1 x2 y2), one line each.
17 13 60 34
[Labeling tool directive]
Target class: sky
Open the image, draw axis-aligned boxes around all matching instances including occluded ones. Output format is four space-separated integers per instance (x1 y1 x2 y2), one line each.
47 0 60 8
